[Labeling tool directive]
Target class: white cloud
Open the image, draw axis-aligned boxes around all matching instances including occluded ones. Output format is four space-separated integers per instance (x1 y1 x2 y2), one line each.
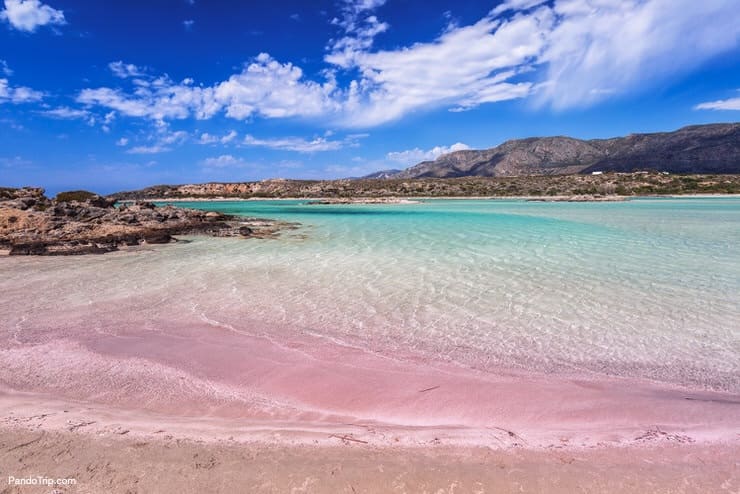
0 0 65 32
535 0 740 109
127 145 171 154
78 80 219 121
80 55 329 122
243 134 345 153
108 61 145 79
330 0 387 32
183 19 194 30
5 84 43 102
334 9 549 126
0 60 12 76
126 128 188 154
116 137 129 146
159 129 188 145
39 106 90 119
327 14 388 68
386 142 470 166
491 0 549 15
201 154 251 168
0 78 43 103
220 130 237 143
198 130 238 144
198 132 217 144
74 0 740 128
213 53 340 119
695 91 740 111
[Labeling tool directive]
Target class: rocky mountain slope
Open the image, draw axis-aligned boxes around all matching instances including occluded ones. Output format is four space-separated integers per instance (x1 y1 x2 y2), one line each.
391 123 739 178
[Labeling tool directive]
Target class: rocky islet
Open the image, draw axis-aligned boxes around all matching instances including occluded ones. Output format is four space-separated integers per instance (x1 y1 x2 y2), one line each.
0 187 295 255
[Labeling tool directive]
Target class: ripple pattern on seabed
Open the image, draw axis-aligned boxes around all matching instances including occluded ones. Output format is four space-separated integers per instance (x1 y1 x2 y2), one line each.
1 198 739 391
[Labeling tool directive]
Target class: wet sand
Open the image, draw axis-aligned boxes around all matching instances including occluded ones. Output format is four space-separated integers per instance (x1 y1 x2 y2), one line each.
0 320 738 492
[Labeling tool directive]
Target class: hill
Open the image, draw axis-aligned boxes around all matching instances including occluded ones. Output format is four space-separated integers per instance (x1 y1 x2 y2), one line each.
390 123 739 178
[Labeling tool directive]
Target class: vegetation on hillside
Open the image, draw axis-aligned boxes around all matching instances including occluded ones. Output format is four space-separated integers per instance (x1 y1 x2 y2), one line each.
110 173 740 200
55 190 99 202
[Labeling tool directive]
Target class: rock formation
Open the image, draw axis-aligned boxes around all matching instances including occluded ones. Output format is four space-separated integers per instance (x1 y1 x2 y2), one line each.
0 188 294 255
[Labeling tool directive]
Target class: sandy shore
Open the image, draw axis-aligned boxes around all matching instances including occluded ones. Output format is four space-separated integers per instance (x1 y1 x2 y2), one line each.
2 424 737 494
1 318 738 492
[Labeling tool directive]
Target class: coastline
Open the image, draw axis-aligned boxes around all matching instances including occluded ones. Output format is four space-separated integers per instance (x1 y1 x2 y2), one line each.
143 193 740 202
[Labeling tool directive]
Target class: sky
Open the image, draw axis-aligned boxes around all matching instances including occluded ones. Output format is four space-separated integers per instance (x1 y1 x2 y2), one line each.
1 0 739 195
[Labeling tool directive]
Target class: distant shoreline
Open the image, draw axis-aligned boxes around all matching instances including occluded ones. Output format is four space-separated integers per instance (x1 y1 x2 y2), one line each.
135 193 740 202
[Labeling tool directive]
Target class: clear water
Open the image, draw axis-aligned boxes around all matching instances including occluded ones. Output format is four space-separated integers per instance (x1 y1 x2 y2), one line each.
2 198 739 391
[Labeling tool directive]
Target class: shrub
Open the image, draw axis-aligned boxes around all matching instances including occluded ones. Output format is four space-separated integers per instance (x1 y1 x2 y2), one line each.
55 190 98 202
0 187 16 199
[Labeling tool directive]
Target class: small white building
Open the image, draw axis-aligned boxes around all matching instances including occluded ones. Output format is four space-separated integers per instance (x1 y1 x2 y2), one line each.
591 171 603 175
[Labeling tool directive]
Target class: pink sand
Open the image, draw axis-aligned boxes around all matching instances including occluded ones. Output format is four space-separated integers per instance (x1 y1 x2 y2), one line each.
0 317 737 449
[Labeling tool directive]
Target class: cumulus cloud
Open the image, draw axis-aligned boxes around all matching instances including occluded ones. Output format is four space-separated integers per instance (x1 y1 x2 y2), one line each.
0 78 43 103
213 53 340 119
201 154 251 168
198 132 218 144
80 54 336 122
0 0 65 32
116 137 129 146
386 142 470 166
198 130 238 144
183 19 194 31
78 80 219 121
694 91 740 111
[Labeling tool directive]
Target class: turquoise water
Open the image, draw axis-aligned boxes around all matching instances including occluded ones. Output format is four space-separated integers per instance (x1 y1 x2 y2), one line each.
154 197 739 390
3 198 739 391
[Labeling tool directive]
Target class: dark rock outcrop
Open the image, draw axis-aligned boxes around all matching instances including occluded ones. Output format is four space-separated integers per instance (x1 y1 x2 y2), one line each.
0 189 297 255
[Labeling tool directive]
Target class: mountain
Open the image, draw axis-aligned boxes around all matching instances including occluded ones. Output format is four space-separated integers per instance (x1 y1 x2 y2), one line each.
361 169 404 179
389 123 740 178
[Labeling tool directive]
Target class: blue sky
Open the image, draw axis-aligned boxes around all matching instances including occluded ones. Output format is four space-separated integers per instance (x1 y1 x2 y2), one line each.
1 0 739 194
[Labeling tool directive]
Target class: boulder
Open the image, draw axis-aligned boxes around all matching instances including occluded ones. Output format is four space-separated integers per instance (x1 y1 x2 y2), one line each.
206 211 225 221
9 242 48 255
144 232 173 244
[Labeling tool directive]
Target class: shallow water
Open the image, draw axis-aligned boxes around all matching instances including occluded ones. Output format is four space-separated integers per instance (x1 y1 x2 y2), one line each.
2 198 739 391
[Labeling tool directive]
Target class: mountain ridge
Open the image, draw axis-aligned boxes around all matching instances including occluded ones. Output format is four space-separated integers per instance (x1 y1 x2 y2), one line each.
382 123 739 179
